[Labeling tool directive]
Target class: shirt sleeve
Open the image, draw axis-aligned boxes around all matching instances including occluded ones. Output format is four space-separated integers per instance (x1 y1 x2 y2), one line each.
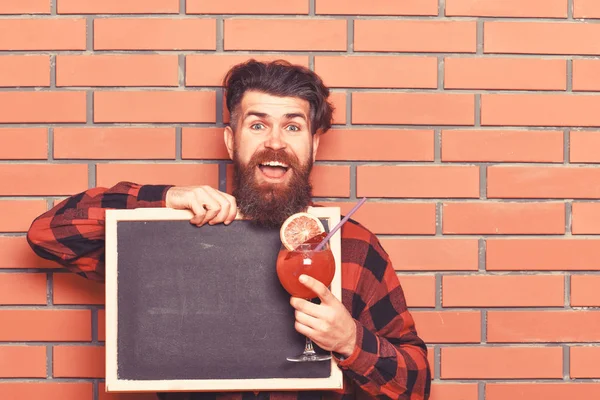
26 181 172 282
335 232 431 399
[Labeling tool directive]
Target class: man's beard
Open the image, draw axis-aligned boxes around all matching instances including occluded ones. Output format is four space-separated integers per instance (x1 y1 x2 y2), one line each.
232 148 313 229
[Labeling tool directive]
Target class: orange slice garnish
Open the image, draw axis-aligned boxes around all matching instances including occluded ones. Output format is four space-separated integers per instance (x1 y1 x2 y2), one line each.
280 212 325 251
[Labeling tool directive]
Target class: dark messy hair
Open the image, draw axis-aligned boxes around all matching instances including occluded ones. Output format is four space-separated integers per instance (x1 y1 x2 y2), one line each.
223 59 334 135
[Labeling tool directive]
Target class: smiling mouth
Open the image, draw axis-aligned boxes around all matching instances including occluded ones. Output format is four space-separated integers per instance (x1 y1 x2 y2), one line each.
258 161 290 180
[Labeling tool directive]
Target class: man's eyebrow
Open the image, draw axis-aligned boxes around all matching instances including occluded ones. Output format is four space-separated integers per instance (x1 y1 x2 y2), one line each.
283 113 307 121
243 111 269 120
242 111 307 121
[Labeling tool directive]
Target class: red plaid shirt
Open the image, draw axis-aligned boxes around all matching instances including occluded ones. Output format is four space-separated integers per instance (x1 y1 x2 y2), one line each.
27 181 431 400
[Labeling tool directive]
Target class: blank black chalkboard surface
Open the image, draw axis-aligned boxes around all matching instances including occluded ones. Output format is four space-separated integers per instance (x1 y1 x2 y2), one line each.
105 207 343 393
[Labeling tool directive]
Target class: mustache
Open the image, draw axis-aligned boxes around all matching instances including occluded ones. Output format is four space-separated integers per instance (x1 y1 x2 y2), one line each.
248 149 301 170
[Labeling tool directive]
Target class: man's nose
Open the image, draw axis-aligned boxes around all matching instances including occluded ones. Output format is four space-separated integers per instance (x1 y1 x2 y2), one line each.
264 128 286 150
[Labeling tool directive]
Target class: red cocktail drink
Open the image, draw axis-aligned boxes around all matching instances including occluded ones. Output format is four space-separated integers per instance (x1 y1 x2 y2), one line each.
276 243 335 299
277 229 335 362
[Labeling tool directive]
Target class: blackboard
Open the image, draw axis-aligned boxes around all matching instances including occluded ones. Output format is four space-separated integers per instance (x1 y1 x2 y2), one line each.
104 207 343 393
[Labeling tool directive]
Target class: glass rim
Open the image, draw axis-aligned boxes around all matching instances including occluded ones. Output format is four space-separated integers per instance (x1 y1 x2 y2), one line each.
293 242 330 251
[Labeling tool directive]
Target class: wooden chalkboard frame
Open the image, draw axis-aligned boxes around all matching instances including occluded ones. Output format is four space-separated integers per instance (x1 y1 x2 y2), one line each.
105 206 343 393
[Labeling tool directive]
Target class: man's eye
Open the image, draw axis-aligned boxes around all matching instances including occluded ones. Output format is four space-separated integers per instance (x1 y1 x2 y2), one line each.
286 125 300 132
250 123 265 130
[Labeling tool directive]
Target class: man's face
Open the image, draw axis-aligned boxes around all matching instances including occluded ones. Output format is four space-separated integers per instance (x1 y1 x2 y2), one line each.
224 91 321 227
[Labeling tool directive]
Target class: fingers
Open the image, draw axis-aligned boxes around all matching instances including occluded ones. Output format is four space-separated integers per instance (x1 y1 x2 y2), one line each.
188 201 207 226
294 321 318 343
186 187 218 226
290 298 321 334
167 186 238 227
196 187 225 226
299 275 333 305
295 310 320 330
290 297 321 318
203 187 237 225
173 187 207 225
293 318 330 351
290 279 354 355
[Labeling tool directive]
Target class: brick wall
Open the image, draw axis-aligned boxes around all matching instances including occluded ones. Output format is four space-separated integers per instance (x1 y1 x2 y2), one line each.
1 0 600 399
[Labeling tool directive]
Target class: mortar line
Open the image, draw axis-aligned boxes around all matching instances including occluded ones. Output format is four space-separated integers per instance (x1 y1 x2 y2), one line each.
219 163 228 193
434 129 441 163
178 54 185 87
567 59 573 92
478 238 486 272
349 164 357 200
216 87 224 125
564 129 570 165
437 57 445 90
216 19 224 52
46 345 53 378
568 0 574 19
479 164 487 200
50 55 57 88
566 201 572 236
564 345 570 380
435 274 442 309
481 310 487 344
434 346 441 380
476 20 484 54
565 274 572 309
86 91 93 125
88 164 96 189
345 91 352 126
46 272 53 306
93 380 99 400
347 18 354 54
86 17 93 51
176 127 182 161
474 94 481 127
48 128 54 161
435 203 442 236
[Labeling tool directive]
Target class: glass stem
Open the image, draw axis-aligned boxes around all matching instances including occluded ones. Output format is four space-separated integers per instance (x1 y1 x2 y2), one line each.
304 337 317 355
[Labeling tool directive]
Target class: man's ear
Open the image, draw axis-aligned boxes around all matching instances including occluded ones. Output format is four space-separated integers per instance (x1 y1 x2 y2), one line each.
311 131 321 163
224 126 234 160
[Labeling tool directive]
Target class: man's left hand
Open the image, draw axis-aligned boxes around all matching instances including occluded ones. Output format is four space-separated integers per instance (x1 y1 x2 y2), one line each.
290 274 357 358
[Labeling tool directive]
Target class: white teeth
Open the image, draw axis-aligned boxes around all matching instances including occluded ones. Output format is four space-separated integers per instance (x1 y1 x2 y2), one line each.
261 161 288 168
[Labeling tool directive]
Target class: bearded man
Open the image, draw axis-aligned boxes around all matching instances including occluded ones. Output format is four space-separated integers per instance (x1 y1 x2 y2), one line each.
27 60 431 400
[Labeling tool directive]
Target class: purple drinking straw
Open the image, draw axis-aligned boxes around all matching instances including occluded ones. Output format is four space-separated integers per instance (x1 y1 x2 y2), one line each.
314 197 367 251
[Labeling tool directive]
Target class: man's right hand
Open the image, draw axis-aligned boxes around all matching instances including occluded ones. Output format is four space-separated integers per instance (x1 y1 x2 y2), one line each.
165 186 238 227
